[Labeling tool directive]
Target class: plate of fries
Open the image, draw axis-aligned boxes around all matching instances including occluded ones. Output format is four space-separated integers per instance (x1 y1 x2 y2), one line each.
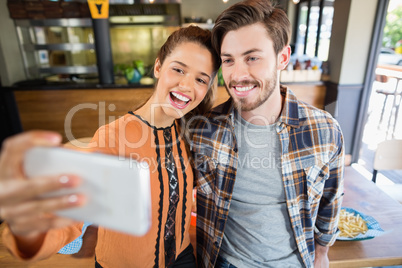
337 207 384 241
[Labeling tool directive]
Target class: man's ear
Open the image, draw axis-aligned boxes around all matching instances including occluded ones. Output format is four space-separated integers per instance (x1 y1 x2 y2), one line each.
154 58 161 79
277 45 291 70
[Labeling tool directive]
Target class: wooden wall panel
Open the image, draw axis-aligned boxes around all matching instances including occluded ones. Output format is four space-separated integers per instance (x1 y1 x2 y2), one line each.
14 88 154 143
14 84 325 143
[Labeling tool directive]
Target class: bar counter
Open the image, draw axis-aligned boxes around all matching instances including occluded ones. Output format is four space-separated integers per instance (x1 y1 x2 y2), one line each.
5 80 326 143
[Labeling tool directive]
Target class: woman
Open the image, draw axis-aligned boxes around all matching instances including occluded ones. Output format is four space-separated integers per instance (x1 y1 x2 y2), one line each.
0 26 220 267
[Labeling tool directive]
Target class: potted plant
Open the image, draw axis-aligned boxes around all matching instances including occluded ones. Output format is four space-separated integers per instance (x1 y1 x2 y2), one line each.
114 60 146 84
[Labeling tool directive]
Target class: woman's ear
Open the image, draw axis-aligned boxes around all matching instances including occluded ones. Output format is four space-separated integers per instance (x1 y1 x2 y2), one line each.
154 58 161 79
277 45 291 70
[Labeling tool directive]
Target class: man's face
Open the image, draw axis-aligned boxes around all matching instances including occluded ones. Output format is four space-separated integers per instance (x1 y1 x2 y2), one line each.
220 23 286 112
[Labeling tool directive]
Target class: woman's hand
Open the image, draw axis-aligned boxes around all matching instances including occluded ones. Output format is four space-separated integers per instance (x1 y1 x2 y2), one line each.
0 131 85 254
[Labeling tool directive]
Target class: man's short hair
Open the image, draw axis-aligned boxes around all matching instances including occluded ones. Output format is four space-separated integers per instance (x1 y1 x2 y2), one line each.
212 0 291 56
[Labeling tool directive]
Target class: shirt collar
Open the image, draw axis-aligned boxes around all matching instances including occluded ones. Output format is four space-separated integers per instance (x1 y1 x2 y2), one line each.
277 85 300 128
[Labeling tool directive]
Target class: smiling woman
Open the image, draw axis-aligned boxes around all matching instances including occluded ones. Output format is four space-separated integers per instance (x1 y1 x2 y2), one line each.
0 25 220 268
141 41 215 125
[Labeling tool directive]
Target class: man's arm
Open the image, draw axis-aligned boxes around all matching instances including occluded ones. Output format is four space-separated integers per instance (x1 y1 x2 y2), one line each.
314 242 329 268
315 121 345 246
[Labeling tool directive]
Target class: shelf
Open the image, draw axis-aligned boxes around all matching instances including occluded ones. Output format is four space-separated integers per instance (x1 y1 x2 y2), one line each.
14 18 92 27
23 43 95 51
35 66 98 74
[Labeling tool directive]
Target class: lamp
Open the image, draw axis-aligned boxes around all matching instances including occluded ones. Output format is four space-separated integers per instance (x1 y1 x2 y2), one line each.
223 0 229 3
293 0 300 4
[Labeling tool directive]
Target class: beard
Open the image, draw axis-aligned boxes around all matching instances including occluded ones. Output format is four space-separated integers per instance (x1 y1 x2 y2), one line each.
225 68 278 112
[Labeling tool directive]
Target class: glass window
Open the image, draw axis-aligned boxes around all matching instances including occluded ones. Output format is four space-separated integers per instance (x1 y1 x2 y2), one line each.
294 0 334 61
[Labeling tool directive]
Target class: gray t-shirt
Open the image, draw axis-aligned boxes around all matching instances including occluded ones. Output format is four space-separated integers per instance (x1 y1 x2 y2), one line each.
220 112 303 268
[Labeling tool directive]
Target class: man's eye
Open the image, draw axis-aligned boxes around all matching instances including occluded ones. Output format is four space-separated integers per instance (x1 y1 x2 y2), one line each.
222 59 232 64
248 57 258 62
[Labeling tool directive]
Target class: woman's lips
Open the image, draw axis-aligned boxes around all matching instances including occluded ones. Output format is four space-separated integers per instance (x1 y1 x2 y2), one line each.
169 91 191 109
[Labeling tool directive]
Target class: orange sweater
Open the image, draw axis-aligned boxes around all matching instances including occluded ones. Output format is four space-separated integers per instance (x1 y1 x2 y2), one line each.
2 113 194 267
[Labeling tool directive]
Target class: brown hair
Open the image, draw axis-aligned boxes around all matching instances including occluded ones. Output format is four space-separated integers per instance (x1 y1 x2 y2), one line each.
154 26 220 121
212 0 291 56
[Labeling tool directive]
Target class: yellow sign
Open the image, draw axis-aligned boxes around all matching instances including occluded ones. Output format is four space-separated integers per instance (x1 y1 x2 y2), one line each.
87 0 109 19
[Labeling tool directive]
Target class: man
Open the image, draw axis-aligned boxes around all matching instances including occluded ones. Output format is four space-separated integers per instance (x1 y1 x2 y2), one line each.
191 1 344 267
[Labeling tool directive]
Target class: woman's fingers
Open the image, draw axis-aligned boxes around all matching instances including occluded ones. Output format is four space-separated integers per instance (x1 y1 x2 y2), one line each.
0 174 81 206
3 194 86 237
0 131 62 179
0 131 85 238
2 193 86 220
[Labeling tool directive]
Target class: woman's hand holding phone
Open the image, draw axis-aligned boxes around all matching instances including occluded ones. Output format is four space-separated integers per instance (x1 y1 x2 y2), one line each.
0 131 84 256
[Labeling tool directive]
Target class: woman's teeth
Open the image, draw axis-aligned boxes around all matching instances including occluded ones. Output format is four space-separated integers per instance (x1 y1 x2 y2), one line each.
171 92 190 103
235 85 254 92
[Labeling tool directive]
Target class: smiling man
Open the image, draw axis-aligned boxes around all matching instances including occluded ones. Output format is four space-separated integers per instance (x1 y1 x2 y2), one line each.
191 1 345 268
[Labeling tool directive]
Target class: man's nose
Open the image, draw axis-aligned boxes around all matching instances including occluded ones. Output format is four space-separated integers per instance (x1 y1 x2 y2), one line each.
231 62 249 81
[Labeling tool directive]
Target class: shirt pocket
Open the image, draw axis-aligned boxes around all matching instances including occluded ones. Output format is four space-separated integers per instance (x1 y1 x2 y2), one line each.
193 154 217 195
303 162 329 205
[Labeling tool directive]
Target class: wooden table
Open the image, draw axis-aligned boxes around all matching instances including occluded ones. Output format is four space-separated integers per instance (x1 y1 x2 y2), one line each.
328 166 402 267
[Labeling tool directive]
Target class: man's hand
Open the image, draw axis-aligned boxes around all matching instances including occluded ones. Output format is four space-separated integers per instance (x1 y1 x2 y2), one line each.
314 243 329 268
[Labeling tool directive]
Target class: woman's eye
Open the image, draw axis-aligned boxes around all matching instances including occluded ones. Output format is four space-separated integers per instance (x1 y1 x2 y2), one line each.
173 68 184 74
197 78 207 84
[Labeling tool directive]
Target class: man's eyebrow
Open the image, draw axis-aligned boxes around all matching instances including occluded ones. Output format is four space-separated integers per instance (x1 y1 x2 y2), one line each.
221 48 262 58
172 61 211 80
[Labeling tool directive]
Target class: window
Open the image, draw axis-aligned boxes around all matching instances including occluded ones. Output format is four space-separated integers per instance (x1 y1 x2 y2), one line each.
294 0 334 61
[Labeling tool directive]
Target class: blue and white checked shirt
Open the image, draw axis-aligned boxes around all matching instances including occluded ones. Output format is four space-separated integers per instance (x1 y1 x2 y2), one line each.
58 222 92 254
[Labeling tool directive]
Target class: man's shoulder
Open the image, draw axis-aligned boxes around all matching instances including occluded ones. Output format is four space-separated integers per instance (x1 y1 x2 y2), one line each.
192 100 232 129
207 100 233 119
190 100 235 152
297 100 340 130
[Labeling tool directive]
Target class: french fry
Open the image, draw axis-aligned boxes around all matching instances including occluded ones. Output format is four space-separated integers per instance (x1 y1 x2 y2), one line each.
338 209 368 238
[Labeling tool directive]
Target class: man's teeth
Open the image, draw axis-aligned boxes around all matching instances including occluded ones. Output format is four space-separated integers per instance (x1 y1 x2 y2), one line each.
171 92 190 102
235 86 254 92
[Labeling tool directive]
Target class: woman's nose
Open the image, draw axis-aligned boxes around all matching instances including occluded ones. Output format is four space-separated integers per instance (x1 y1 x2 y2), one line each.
179 74 194 90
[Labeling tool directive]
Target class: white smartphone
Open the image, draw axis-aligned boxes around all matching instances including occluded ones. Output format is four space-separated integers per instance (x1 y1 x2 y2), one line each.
24 147 151 236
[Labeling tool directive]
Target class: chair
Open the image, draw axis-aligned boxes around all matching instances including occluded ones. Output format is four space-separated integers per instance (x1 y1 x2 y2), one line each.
372 139 402 183
375 75 402 137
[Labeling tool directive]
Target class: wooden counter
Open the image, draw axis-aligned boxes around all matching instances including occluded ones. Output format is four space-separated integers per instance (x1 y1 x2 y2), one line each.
13 83 326 143
14 88 154 143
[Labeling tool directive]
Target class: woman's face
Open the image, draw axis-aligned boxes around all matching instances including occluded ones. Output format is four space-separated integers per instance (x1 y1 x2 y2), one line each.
153 41 214 123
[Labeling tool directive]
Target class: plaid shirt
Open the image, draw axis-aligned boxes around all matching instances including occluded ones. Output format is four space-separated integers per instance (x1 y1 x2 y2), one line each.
191 86 344 268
